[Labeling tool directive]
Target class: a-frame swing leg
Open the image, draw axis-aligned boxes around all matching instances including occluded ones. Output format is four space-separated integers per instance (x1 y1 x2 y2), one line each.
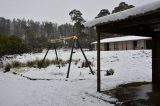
54 44 60 69
76 39 94 75
66 39 75 78
40 45 51 68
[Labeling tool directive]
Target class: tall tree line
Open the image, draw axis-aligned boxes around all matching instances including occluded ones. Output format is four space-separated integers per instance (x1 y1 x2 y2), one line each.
0 17 96 48
0 18 76 48
0 2 134 49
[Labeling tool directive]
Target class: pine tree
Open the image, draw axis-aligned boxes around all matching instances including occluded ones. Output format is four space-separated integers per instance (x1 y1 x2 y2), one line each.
95 9 110 18
69 9 85 35
112 2 134 13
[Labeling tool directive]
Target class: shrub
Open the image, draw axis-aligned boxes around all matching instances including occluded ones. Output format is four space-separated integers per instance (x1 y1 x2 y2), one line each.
105 68 114 76
4 64 11 73
0 34 32 56
27 61 36 67
37 59 51 68
50 58 67 67
12 61 22 68
3 59 68 69
60 59 67 67
43 59 51 68
81 60 93 68
37 59 43 68
50 59 59 65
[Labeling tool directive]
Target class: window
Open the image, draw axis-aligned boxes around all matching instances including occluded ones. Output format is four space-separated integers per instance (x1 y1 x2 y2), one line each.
114 42 118 50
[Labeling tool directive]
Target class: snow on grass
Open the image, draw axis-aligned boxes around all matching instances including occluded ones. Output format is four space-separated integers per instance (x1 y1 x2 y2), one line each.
0 50 151 106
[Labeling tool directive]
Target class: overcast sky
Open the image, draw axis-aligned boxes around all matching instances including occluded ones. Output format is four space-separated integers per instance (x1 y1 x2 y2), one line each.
0 0 159 25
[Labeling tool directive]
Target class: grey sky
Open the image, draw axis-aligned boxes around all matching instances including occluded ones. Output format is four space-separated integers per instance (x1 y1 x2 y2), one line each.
0 0 159 25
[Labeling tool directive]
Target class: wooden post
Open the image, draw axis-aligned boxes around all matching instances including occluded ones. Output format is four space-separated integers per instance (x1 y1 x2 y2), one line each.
97 28 101 92
152 35 160 92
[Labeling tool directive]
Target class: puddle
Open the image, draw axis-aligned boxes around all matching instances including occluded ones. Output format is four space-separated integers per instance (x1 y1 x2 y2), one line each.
103 84 160 106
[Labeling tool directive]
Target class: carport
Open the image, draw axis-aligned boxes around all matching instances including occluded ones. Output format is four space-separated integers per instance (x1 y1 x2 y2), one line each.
84 1 160 92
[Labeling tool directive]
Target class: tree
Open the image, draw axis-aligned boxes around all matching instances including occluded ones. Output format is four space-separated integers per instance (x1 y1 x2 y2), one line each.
112 2 135 13
0 17 11 35
69 9 85 35
69 9 85 24
0 34 31 57
95 9 110 18
58 23 74 36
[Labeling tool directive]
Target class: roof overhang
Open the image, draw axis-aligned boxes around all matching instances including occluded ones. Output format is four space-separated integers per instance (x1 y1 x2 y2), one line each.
84 1 160 36
91 36 151 44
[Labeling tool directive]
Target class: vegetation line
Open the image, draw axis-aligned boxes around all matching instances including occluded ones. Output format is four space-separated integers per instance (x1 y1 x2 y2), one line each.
12 72 62 81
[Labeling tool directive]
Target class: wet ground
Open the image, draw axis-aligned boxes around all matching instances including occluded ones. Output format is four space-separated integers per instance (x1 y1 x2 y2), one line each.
103 83 160 106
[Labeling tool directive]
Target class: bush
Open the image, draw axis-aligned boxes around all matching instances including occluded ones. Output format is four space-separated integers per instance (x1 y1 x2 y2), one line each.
37 59 43 68
32 48 42 53
105 68 114 76
59 59 67 67
43 59 51 68
12 61 22 68
3 59 68 69
50 59 59 65
0 34 32 57
4 64 11 73
27 61 36 67
37 59 51 68
50 58 67 67
81 60 93 68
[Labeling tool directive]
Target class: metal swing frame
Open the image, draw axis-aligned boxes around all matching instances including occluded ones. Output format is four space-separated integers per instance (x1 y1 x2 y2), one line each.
40 36 94 78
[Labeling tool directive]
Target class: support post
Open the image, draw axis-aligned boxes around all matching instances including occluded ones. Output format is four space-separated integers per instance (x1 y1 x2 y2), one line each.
66 40 75 78
152 35 160 92
97 29 101 92
76 39 94 75
40 45 51 68
54 44 60 69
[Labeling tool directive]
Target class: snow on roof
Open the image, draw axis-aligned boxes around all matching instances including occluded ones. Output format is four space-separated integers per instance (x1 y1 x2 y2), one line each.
91 36 151 44
84 1 160 27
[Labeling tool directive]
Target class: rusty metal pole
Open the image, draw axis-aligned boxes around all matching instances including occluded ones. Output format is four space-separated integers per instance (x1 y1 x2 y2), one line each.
97 28 101 92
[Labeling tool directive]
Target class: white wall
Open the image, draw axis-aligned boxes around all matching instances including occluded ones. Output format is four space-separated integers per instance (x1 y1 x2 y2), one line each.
91 39 150 51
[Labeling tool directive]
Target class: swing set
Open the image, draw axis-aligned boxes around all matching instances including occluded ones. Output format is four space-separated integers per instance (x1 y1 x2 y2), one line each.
40 35 94 78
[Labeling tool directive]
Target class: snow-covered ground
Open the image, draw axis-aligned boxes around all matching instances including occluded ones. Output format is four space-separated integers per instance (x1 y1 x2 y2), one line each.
0 50 152 106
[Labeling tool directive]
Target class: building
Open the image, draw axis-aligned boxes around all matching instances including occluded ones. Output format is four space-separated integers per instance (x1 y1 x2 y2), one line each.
91 36 151 51
84 1 160 92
